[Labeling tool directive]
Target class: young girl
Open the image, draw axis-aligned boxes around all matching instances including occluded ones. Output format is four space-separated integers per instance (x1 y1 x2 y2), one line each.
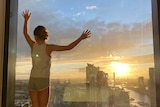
22 10 91 107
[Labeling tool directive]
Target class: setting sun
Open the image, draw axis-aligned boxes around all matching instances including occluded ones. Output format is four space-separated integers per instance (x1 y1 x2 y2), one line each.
110 62 129 76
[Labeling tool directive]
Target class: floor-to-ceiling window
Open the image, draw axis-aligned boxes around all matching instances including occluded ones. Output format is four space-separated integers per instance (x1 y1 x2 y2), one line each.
14 0 156 107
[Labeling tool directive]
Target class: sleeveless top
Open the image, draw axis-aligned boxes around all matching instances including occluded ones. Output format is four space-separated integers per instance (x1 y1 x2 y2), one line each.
30 43 51 78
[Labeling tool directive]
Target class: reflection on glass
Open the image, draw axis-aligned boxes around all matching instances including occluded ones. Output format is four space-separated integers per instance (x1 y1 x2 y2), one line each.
15 0 155 107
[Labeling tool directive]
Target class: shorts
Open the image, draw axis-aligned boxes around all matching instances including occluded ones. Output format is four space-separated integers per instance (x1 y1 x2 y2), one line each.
28 77 49 91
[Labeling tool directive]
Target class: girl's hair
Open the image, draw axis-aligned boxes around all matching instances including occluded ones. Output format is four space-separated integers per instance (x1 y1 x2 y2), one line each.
33 25 47 40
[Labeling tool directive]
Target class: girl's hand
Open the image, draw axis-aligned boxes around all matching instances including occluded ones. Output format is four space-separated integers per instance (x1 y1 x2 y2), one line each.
22 10 31 21
80 29 91 39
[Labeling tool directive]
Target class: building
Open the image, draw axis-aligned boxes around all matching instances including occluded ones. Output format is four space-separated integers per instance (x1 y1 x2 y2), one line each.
86 64 108 87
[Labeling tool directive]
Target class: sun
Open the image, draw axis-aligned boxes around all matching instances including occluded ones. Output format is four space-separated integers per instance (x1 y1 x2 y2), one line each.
110 62 129 76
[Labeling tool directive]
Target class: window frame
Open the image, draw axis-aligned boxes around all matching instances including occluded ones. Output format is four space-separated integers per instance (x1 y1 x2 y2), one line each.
152 0 160 106
0 0 6 106
2 0 18 106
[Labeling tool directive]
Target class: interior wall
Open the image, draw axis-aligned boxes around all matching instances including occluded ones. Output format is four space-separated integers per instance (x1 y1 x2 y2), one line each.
0 0 6 106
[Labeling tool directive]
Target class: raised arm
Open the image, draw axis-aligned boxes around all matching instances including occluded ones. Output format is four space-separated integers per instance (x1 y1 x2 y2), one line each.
22 10 34 48
47 30 91 52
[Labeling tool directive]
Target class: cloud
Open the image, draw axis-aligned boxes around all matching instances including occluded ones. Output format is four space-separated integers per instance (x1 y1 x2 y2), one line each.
18 13 153 65
74 12 85 17
86 5 97 10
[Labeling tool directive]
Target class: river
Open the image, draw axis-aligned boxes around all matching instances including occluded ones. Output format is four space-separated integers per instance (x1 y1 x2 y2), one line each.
125 88 150 107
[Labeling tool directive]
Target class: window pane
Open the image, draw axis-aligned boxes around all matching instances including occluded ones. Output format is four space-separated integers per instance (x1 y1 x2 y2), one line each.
16 0 156 107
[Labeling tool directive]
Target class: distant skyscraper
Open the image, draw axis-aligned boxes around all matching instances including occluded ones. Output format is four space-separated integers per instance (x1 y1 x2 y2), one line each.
86 63 108 87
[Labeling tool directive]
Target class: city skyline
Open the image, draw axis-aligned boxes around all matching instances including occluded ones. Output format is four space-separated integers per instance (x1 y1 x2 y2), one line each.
16 0 153 80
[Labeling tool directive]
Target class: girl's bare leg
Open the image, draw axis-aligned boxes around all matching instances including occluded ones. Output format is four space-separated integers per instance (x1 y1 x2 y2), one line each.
29 91 39 107
39 87 49 107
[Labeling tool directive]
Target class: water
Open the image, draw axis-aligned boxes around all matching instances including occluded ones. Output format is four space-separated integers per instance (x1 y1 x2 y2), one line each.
125 89 150 107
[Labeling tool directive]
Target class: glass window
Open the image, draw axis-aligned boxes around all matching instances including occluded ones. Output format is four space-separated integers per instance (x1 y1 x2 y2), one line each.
15 0 156 107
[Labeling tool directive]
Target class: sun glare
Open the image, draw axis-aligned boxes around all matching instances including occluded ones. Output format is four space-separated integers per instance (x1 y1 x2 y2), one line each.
110 62 129 76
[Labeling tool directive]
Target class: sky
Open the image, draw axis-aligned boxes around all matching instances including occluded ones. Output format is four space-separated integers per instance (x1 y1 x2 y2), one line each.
16 0 153 80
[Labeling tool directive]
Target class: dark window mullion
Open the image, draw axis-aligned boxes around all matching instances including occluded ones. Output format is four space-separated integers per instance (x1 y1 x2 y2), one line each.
2 0 18 106
152 0 160 106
